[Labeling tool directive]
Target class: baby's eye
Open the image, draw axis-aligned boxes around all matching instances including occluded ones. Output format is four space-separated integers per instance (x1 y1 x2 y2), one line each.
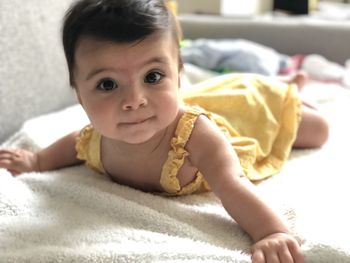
144 72 163 84
97 78 118 91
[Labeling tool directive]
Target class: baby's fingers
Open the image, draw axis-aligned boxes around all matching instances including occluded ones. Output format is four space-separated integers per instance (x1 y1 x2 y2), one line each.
0 150 15 166
0 149 20 156
251 249 265 263
0 149 22 162
252 248 282 263
0 150 13 159
287 239 304 263
252 246 294 263
277 244 294 263
0 157 19 176
0 149 32 176
252 233 304 263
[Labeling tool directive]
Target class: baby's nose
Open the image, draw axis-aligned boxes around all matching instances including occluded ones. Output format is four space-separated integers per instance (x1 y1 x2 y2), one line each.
121 87 147 110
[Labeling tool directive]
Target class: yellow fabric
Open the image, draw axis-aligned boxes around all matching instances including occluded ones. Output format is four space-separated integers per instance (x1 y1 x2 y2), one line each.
76 73 301 195
75 109 211 196
75 125 105 174
180 73 301 181
160 107 211 196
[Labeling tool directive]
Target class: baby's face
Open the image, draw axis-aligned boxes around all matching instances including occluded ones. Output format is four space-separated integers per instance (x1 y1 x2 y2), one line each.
73 32 181 144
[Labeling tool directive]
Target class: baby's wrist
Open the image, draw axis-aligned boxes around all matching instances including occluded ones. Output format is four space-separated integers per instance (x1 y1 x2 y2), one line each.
260 232 301 245
34 152 42 172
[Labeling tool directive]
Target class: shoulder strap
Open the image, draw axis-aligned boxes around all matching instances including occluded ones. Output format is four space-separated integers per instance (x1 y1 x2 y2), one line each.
159 106 204 194
76 125 105 174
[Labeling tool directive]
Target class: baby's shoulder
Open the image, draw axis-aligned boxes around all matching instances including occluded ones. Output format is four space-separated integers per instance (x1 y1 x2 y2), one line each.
175 106 221 143
185 112 238 177
185 112 228 156
175 106 214 140
190 114 224 142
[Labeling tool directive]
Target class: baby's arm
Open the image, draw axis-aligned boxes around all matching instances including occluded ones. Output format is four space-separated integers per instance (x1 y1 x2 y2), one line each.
187 116 304 263
0 131 82 176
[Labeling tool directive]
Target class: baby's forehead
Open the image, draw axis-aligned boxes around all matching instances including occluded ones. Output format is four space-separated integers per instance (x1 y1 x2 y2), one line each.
73 32 180 76
75 32 178 59
75 37 120 55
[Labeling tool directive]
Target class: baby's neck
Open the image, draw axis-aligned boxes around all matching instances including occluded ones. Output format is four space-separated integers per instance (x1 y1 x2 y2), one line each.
105 128 170 156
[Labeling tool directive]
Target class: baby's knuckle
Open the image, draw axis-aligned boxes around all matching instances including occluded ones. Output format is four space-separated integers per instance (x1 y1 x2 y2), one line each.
256 241 277 251
269 238 281 246
285 237 298 247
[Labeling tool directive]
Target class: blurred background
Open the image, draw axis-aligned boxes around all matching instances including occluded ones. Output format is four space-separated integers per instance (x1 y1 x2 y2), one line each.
166 0 350 90
174 0 350 19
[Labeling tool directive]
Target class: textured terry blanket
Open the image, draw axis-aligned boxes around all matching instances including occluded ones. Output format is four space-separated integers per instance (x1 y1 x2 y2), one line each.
1 82 350 262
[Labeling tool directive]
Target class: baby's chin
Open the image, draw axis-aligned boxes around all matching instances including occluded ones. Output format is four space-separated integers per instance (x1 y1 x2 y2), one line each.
119 134 157 145
108 129 164 145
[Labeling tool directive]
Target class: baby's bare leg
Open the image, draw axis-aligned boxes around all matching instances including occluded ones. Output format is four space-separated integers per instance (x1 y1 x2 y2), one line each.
280 72 329 148
293 105 329 149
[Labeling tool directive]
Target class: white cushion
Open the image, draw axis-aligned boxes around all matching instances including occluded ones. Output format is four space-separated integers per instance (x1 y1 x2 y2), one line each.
0 0 76 143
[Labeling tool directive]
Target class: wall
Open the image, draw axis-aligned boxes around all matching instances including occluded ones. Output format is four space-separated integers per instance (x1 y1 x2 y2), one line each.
177 0 273 15
177 0 220 14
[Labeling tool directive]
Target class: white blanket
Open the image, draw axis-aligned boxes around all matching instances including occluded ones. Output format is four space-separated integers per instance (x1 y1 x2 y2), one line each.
1 82 350 262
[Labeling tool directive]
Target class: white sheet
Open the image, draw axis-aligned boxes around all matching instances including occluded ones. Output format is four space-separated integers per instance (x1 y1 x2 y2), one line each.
1 81 350 262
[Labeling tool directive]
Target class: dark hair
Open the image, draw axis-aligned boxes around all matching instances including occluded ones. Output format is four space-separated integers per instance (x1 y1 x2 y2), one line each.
62 0 182 87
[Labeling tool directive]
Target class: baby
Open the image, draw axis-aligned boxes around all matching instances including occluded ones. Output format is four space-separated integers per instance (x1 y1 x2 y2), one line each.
0 0 329 262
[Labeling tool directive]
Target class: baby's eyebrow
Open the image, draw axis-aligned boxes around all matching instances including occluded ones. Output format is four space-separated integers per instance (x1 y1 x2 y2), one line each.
143 56 170 66
85 56 170 81
85 67 115 81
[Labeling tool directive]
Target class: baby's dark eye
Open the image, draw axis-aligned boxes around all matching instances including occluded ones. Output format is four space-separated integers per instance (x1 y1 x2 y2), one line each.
144 72 163 84
97 79 117 91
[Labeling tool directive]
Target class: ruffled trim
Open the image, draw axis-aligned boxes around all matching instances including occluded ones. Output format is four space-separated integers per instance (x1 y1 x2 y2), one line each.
160 107 204 195
75 125 105 174
75 125 94 162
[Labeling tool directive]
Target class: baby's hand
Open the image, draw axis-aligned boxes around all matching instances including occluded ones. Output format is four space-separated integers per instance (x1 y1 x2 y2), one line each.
0 149 40 176
251 232 304 263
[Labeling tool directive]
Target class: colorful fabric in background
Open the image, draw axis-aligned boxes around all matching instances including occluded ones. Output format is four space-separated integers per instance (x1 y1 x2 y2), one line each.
180 39 350 89
181 38 290 76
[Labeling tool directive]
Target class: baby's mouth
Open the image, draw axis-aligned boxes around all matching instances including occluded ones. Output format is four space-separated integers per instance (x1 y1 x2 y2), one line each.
119 116 153 126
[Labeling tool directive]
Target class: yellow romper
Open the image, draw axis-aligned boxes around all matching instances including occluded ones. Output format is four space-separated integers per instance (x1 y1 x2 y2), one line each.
76 74 301 196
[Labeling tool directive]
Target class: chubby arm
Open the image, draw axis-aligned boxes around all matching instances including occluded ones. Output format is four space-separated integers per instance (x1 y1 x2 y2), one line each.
187 116 304 263
0 131 82 176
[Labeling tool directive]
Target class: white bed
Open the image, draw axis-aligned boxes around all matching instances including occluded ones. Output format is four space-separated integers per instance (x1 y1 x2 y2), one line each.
1 75 350 262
